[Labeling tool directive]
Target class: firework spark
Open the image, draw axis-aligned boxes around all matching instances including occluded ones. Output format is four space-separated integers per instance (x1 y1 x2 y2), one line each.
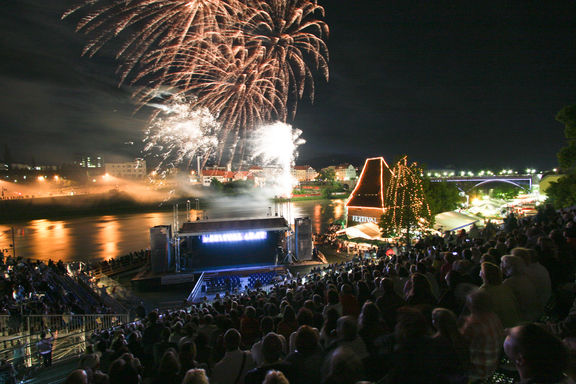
251 121 305 197
243 0 329 118
144 96 221 176
63 0 245 83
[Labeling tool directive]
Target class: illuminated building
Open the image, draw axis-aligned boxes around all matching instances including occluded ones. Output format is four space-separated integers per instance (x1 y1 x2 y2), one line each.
291 165 318 182
324 164 357 181
346 157 393 226
104 158 147 180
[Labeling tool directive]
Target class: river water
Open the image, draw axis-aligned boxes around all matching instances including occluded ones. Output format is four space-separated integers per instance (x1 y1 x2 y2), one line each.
0 199 346 263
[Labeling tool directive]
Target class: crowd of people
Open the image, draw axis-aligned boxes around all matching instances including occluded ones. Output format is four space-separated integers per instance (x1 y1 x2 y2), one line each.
51 204 576 384
0 254 113 332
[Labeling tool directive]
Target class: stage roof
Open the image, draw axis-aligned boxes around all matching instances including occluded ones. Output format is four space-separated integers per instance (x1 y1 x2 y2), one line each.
179 216 290 236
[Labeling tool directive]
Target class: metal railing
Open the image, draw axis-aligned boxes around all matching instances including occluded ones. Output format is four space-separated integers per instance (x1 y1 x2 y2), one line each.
1 313 128 338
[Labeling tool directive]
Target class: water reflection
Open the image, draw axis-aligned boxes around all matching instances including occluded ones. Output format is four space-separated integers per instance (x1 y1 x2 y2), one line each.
98 216 119 261
0 200 346 263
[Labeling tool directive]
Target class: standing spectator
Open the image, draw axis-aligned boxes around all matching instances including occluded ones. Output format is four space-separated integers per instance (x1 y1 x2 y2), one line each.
37 330 55 367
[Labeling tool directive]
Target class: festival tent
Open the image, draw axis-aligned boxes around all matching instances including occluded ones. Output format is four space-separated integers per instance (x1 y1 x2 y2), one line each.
336 222 383 240
434 211 481 232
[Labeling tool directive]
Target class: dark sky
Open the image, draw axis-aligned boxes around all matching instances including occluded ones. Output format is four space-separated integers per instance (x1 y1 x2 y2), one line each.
1 1 575 169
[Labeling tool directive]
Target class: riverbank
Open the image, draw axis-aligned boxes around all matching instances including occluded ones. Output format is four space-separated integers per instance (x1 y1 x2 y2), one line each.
0 191 182 223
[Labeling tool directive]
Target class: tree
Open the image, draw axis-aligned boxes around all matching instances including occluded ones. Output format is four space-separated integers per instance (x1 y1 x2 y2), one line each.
547 104 576 208
546 174 576 208
317 167 336 183
422 179 461 215
380 156 431 245
556 105 576 170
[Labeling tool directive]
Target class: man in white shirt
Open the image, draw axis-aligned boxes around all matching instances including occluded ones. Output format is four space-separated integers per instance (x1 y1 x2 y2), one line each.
211 329 256 384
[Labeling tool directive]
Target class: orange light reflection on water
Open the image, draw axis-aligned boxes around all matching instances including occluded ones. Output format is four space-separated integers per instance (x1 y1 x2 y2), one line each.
97 216 119 261
30 219 71 262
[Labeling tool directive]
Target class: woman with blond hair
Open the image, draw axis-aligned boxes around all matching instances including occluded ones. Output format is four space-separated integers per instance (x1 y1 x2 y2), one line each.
181 368 209 384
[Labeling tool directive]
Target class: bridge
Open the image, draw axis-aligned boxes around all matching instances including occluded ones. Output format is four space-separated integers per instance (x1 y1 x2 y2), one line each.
429 175 537 192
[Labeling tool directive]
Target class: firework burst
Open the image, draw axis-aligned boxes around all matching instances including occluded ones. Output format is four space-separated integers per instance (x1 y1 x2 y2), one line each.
144 96 221 176
65 0 329 166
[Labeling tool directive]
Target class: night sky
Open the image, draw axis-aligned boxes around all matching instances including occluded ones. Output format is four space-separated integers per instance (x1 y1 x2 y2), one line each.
1 0 575 169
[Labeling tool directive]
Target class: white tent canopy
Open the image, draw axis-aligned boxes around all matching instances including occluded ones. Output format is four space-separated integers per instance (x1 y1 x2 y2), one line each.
434 211 480 232
336 222 383 240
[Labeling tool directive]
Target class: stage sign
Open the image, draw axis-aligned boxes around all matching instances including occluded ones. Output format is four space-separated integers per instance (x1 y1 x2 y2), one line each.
202 231 267 244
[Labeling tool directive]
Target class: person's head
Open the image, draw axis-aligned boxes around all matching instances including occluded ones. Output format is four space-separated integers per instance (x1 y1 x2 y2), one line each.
109 355 141 384
282 305 296 322
64 370 88 384
500 255 526 277
380 278 395 293
179 341 197 364
261 332 284 364
181 369 209 384
295 325 319 354
262 370 289 384
260 316 274 335
480 262 502 285
327 289 340 305
431 308 459 340
504 324 568 382
466 289 493 314
336 316 358 341
394 307 427 343
296 307 314 327
326 347 363 384
359 301 380 327
158 348 180 375
511 247 533 265
223 328 241 352
409 273 432 296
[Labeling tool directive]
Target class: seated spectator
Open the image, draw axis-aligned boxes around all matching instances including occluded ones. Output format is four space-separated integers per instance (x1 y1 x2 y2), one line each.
512 247 552 315
244 333 292 384
504 323 571 383
64 369 88 384
405 273 437 309
285 325 325 384
263 370 290 384
375 278 405 330
210 328 255 384
326 316 368 361
182 368 209 384
478 262 520 328
460 290 504 382
501 255 540 321
151 348 180 384
322 347 364 384
431 308 469 383
319 308 339 349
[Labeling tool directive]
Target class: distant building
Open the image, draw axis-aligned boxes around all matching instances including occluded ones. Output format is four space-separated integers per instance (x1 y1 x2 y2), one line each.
105 158 147 180
201 169 236 186
75 154 103 169
291 165 317 182
330 164 357 181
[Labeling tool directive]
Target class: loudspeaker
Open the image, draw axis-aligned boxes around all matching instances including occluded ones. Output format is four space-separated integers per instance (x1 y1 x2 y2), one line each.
150 225 172 273
294 217 312 261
